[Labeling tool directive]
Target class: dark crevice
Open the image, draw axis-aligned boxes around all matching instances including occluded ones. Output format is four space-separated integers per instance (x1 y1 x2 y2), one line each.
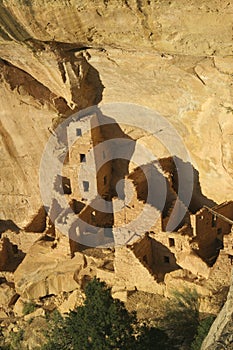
0 220 20 235
0 58 69 114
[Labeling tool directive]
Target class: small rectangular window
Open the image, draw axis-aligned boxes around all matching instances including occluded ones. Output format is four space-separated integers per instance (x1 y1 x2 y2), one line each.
83 181 89 192
217 228 222 235
164 256 170 264
80 154 86 163
104 176 107 185
169 238 175 247
76 128 82 136
62 176 72 195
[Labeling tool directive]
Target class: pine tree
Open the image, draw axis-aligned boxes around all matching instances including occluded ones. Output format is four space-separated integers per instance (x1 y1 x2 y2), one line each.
65 278 137 350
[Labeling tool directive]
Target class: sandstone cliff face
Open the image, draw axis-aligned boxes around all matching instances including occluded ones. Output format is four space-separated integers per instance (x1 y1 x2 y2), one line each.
1 0 233 56
0 0 232 228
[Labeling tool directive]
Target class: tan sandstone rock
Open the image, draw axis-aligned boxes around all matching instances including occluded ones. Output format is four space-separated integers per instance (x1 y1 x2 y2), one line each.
13 297 25 317
58 289 84 314
24 308 45 321
14 238 84 299
0 283 17 308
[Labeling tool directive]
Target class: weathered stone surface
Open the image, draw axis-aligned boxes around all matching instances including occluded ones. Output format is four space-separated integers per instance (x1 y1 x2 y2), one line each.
175 251 210 279
58 289 83 314
14 238 83 299
24 307 45 321
2 230 42 254
0 310 8 319
114 246 165 295
89 49 233 204
0 80 55 227
1 0 233 56
111 285 128 303
13 297 25 316
164 270 211 299
0 283 17 308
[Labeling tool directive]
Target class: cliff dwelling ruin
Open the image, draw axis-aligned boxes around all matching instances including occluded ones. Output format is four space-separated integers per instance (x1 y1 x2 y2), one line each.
1 108 232 311
0 1 233 348
31 110 233 301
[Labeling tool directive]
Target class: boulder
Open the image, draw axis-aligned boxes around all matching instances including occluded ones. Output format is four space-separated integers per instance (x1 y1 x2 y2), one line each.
0 283 17 308
58 289 84 314
24 308 45 321
14 239 85 299
13 297 25 317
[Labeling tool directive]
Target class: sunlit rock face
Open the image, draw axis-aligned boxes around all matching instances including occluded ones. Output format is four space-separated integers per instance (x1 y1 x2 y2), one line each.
0 0 232 228
0 4 232 347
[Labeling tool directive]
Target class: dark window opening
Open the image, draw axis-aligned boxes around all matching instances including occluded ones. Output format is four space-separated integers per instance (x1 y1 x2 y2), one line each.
164 256 170 264
143 255 148 264
104 176 107 185
228 254 233 264
76 128 82 136
80 154 86 163
169 238 175 247
83 181 89 192
69 199 85 214
12 244 18 255
212 215 217 227
217 228 222 235
62 177 72 195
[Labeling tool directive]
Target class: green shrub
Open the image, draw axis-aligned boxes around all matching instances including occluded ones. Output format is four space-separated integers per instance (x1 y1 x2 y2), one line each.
191 315 215 350
42 278 175 350
161 288 199 348
9 329 24 350
22 301 37 315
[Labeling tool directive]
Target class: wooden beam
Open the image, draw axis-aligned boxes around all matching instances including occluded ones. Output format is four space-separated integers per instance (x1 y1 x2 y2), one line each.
204 206 233 225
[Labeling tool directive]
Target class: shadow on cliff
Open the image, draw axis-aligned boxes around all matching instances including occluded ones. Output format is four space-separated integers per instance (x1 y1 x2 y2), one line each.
159 156 217 213
85 61 104 106
0 220 20 235
130 156 216 218
3 248 26 273
151 239 181 282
